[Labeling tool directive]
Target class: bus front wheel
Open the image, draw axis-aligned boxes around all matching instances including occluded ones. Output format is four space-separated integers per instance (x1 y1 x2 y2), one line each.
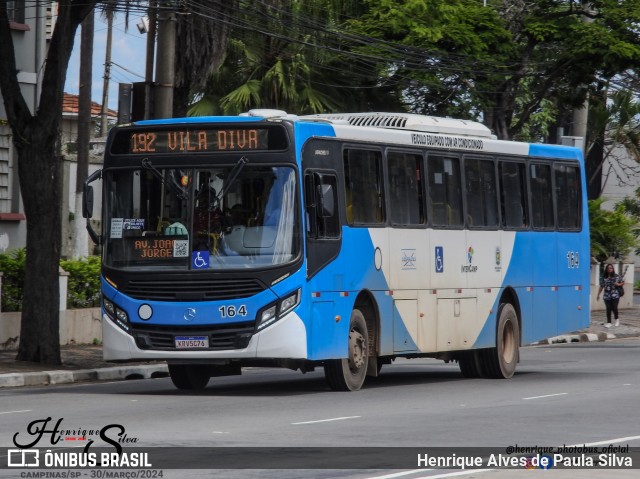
168 364 210 390
482 303 519 379
324 309 369 391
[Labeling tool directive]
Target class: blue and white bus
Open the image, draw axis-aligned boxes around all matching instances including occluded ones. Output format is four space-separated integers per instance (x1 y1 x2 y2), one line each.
83 110 590 391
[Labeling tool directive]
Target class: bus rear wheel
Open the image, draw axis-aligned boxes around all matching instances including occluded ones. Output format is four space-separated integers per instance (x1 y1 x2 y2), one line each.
168 364 210 390
481 303 519 379
325 309 369 391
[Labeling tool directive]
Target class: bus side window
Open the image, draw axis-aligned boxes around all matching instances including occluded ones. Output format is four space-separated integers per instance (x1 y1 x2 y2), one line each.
388 151 425 226
499 161 528 229
554 164 581 230
344 148 385 225
464 157 498 228
530 163 554 229
428 154 463 227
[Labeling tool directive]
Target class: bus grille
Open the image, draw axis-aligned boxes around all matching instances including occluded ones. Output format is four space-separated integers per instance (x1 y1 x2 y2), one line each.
132 322 255 350
120 278 266 301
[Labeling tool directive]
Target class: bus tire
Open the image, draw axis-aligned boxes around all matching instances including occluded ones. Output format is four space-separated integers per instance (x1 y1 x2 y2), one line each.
168 364 210 390
458 350 484 378
482 303 519 379
324 309 369 391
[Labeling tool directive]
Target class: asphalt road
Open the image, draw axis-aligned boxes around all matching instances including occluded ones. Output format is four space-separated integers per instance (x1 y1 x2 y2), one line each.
1 339 639 479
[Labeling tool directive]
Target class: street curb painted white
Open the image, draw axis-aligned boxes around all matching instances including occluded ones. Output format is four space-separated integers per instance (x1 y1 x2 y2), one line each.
0 364 168 388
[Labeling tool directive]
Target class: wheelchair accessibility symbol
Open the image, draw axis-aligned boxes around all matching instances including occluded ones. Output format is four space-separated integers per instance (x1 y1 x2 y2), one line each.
192 250 210 269
435 246 444 273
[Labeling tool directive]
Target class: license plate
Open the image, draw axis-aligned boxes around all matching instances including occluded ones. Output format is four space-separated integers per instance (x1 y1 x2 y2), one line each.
175 336 209 349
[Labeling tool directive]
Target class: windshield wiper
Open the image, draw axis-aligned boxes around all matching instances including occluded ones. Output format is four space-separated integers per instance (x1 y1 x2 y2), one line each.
215 156 249 206
141 158 189 200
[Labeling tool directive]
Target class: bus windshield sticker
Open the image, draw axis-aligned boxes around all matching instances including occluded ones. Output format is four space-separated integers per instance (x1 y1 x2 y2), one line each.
110 218 124 239
192 250 210 269
123 219 144 231
173 240 189 258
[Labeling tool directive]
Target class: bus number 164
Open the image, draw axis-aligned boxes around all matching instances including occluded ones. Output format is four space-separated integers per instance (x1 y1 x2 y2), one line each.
219 305 248 318
566 251 580 269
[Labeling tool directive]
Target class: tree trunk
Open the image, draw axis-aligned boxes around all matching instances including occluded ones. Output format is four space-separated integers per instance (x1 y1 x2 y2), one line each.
15 140 63 364
0 1 97 364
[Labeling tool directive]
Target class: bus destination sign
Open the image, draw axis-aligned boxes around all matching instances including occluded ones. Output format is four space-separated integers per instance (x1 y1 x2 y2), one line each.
129 128 269 154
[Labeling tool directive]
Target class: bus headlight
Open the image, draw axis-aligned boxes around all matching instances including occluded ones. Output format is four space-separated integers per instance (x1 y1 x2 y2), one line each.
256 289 301 331
103 297 131 334
279 289 300 316
258 305 277 330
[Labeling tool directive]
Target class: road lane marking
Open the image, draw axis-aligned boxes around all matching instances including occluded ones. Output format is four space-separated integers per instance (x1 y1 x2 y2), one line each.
0 409 32 415
570 435 640 447
369 470 435 479
292 415 361 425
369 469 494 479
522 392 568 400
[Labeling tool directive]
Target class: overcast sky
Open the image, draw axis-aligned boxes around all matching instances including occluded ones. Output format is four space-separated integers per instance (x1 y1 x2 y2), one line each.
65 12 148 111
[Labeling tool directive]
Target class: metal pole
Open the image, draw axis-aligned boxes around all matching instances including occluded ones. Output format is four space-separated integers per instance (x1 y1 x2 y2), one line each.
145 1 157 120
100 10 113 136
154 6 176 119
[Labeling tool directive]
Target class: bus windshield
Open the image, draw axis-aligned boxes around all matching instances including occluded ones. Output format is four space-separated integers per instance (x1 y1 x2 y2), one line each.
103 164 299 270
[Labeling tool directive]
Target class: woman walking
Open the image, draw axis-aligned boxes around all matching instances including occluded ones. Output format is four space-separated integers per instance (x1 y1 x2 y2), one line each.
596 263 625 327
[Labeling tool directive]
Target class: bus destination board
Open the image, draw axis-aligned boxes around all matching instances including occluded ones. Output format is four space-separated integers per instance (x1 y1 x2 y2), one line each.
128 128 270 154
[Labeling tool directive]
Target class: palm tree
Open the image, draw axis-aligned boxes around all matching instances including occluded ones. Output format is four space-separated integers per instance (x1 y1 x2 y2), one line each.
173 0 238 117
190 0 380 116
587 89 640 199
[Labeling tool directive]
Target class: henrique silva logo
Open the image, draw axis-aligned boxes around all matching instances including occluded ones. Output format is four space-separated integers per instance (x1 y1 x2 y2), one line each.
7 417 150 468
461 246 478 273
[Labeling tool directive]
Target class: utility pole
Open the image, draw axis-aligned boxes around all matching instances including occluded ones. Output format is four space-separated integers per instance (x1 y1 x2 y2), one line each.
144 1 157 119
100 10 113 137
154 4 176 119
74 8 94 258
571 3 595 151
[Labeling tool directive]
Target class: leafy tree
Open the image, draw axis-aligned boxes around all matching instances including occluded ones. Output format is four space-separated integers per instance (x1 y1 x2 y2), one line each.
347 0 640 140
0 2 98 363
589 198 638 263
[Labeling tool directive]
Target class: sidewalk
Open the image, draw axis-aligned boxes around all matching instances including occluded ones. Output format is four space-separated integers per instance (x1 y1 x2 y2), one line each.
1 307 640 388
0 345 168 388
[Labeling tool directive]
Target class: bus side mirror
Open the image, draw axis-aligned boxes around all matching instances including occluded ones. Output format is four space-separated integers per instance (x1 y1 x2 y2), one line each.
83 169 103 244
317 184 335 218
83 184 94 218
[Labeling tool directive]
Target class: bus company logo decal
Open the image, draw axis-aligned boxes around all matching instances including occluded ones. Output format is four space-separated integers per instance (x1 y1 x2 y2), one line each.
401 249 417 270
495 246 502 272
461 246 478 273
184 308 197 322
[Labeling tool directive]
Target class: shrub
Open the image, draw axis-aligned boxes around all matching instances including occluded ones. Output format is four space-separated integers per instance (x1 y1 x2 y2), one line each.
60 256 102 309
0 248 26 312
0 249 101 311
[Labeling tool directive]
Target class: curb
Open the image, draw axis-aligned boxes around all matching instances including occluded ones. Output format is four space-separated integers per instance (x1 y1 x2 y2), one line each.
0 364 169 388
537 331 624 345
